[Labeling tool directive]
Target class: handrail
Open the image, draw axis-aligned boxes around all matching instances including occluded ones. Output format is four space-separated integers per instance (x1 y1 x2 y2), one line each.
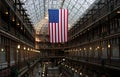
66 32 120 48
65 57 120 69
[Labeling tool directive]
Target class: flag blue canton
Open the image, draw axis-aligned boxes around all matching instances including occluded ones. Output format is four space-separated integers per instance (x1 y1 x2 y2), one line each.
48 9 59 23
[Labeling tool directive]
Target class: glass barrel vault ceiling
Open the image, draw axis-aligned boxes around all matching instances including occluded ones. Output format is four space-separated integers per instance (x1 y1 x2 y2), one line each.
20 0 96 30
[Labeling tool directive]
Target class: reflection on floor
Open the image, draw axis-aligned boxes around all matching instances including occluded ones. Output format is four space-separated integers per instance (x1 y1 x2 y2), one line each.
33 63 42 77
33 62 61 77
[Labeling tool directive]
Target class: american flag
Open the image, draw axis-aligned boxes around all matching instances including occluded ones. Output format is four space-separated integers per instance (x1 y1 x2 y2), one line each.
48 9 68 43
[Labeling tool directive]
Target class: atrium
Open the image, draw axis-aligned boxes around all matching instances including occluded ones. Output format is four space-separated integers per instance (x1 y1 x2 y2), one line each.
0 0 120 77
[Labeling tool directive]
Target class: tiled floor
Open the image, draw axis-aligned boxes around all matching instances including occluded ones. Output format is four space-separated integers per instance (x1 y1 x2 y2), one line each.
33 64 42 77
33 62 60 77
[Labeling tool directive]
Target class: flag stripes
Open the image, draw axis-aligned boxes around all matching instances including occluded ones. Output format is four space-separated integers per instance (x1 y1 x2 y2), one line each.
49 9 68 43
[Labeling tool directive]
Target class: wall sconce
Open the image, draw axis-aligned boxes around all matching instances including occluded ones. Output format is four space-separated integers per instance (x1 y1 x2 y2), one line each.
80 72 82 75
21 27 23 30
69 66 71 69
45 16 48 19
102 47 104 50
84 48 86 50
24 47 26 50
97 46 100 49
76 49 78 51
75 70 77 72
89 47 92 50
1 48 4 52
72 68 74 71
62 58 65 61
17 23 20 26
17 50 19 53
5 11 8 15
27 48 30 51
117 10 120 14
17 44 20 49
108 44 111 48
12 17 15 22
95 48 98 50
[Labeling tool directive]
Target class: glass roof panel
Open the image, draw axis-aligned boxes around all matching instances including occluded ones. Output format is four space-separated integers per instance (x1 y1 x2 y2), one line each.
20 0 96 30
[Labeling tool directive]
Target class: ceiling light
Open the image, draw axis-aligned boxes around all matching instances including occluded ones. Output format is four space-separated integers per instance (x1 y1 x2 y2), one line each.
45 16 48 19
